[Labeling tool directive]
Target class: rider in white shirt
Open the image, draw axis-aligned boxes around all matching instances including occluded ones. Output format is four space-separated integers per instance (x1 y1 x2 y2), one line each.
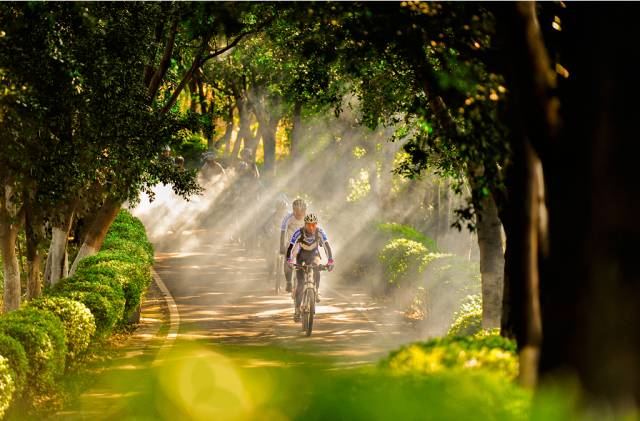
280 198 307 293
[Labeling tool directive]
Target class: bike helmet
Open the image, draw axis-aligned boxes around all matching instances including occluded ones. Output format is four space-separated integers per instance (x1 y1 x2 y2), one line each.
304 213 318 224
292 198 307 211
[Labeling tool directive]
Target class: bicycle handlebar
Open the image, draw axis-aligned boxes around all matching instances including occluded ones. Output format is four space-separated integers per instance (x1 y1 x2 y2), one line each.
291 263 328 271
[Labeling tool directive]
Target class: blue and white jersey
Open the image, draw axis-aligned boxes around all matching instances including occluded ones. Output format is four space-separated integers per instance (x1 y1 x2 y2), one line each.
280 212 305 248
290 227 328 251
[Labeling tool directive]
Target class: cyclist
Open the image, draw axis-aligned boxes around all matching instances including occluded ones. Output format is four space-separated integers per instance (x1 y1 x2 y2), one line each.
280 198 307 293
286 213 334 321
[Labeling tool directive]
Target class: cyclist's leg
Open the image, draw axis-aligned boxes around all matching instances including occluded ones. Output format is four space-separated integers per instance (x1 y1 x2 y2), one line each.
294 255 305 311
313 253 322 289
284 261 293 291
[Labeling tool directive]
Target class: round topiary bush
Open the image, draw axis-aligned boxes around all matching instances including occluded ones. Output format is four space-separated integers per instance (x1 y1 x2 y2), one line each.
98 239 154 266
55 278 125 324
28 296 96 361
382 334 518 380
447 295 482 337
378 238 440 293
0 355 16 419
0 308 67 394
103 210 153 257
0 334 28 394
54 290 118 340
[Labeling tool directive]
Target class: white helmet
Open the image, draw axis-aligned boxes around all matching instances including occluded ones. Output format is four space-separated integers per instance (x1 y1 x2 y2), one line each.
292 198 307 211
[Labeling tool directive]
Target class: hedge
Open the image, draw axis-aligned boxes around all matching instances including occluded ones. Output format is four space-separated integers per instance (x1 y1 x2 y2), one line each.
28 296 96 362
382 334 519 380
0 209 153 413
0 308 67 395
0 334 28 395
0 356 14 419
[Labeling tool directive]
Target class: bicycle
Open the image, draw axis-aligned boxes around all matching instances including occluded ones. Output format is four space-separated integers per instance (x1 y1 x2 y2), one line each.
292 263 328 337
274 252 284 294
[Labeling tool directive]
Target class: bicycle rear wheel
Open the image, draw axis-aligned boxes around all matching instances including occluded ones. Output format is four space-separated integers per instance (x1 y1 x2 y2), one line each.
275 255 282 294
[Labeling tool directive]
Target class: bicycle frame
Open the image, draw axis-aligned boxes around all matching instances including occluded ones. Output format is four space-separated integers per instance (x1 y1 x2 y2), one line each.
292 263 326 336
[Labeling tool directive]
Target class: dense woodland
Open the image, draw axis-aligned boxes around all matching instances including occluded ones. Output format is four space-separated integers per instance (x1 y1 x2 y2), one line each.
1 2 639 418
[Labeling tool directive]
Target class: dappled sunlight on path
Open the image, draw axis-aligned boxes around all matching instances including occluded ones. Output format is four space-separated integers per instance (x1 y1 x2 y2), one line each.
153 229 423 367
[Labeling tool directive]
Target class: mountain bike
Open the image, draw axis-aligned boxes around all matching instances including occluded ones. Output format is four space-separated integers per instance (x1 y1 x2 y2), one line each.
292 263 328 337
274 252 284 294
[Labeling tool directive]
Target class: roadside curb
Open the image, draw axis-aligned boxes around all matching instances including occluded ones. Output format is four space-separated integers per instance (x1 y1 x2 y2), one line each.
151 267 180 364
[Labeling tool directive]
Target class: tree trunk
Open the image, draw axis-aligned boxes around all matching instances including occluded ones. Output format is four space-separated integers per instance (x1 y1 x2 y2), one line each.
69 197 121 275
230 98 250 161
189 79 198 114
261 117 279 177
290 101 302 158
0 185 21 312
45 211 74 287
0 223 20 312
432 182 441 243
222 105 235 155
536 5 640 411
24 204 44 300
476 191 504 329
498 139 544 390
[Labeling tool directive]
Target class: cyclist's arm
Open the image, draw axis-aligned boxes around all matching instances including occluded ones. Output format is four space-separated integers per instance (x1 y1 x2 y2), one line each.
280 213 292 254
280 231 286 254
318 228 333 261
323 242 333 261
286 229 301 260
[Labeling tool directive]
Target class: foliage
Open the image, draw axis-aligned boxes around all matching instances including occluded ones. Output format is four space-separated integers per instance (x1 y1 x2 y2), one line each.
0 355 15 419
382 334 518 381
378 238 442 291
77 260 151 324
0 334 27 394
28 296 96 362
0 308 66 395
102 209 154 260
53 280 124 339
174 133 208 168
448 294 483 337
377 222 438 251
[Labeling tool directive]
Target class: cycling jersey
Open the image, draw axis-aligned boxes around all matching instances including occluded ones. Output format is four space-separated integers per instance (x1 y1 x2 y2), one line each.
280 212 305 251
286 227 333 261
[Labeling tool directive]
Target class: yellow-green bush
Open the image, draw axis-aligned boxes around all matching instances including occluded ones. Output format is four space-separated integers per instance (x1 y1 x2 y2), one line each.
0 209 153 414
28 296 96 361
447 294 482 337
0 308 67 395
382 334 519 380
0 334 27 394
0 355 15 419
379 238 442 291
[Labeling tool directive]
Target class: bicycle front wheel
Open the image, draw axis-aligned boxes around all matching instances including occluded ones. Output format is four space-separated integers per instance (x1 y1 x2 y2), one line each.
304 290 315 337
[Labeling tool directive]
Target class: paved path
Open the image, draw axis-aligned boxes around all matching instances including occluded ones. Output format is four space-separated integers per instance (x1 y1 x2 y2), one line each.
153 228 421 368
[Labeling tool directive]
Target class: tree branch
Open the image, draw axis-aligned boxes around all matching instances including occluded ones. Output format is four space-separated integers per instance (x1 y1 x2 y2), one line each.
147 18 178 103
160 32 213 115
202 17 274 62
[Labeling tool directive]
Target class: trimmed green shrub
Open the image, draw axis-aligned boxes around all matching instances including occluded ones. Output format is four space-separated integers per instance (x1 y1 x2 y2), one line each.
56 278 125 319
0 355 15 419
56 291 116 340
103 210 153 258
382 334 518 380
28 296 96 361
379 238 443 291
75 260 150 324
87 241 153 266
377 222 438 251
0 334 28 394
0 308 66 394
53 277 125 339
447 294 482 337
